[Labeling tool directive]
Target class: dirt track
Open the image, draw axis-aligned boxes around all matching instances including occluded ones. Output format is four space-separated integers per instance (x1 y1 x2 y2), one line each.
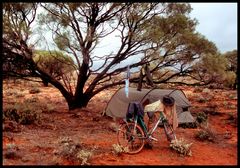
2 80 238 165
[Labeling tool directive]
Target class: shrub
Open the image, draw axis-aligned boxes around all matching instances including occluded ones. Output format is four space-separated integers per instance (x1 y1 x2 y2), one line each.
23 97 54 113
179 122 197 128
29 87 41 94
55 136 93 165
197 97 207 103
77 150 93 165
196 112 208 124
16 93 25 98
223 71 236 88
223 130 233 139
44 104 55 113
3 120 22 132
18 108 42 125
225 112 237 127
228 94 237 100
229 105 236 109
195 127 216 142
3 105 20 122
202 88 210 93
15 79 22 84
169 138 193 156
193 87 203 93
112 144 129 156
5 90 18 97
227 112 235 120
4 143 19 159
3 101 42 125
25 96 39 103
54 137 81 161
28 81 41 87
223 101 228 107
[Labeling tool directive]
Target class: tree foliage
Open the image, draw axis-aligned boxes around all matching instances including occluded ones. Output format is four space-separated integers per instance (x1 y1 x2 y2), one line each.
33 50 76 79
3 2 223 110
3 3 38 79
33 50 77 86
223 50 237 73
223 50 237 88
192 51 237 89
193 54 228 83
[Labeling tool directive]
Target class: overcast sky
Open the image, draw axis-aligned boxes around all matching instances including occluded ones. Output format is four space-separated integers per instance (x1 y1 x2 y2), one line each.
189 3 237 53
89 2 238 60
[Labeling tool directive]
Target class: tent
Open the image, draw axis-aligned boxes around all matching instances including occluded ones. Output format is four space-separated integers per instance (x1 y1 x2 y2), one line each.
105 87 195 124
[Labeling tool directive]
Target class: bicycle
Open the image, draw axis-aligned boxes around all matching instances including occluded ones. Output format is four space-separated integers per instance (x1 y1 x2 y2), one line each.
117 111 176 154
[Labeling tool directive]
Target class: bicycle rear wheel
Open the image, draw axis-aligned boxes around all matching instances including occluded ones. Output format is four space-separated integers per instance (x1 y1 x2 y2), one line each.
163 121 176 142
117 122 145 154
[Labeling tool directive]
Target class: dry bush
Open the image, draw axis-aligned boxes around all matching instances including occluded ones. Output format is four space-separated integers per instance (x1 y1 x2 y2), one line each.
195 126 217 142
3 120 22 132
5 90 19 97
223 130 233 139
4 143 19 159
108 122 120 132
24 80 42 88
225 112 237 127
193 87 203 93
15 93 25 98
3 99 43 125
77 150 93 165
112 144 129 156
29 87 41 94
55 137 81 161
178 122 197 128
169 138 193 156
196 95 208 103
228 94 237 100
54 137 93 165
195 112 208 124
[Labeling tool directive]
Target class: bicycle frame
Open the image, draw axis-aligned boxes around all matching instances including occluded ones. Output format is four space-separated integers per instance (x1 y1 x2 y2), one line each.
148 111 166 134
125 111 169 141
117 110 176 154
125 115 148 135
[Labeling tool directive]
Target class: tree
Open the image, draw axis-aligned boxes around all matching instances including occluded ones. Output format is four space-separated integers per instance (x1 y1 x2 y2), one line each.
192 54 228 85
192 52 237 89
223 50 237 89
33 50 77 87
3 3 218 110
3 3 38 79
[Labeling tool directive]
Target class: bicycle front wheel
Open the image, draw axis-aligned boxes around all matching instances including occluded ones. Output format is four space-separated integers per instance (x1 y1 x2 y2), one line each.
117 122 145 154
163 121 176 142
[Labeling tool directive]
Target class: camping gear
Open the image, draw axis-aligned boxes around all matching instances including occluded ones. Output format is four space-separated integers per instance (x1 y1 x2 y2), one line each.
124 65 130 97
126 101 146 131
126 101 144 122
137 64 154 91
163 95 175 106
105 87 195 124
164 103 178 131
144 100 164 112
124 79 129 98
144 98 178 130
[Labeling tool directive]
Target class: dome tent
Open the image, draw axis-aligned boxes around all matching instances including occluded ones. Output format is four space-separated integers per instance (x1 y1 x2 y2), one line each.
105 87 195 124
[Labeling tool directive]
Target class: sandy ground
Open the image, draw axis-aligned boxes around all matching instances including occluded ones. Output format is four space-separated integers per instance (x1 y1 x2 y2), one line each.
2 80 238 165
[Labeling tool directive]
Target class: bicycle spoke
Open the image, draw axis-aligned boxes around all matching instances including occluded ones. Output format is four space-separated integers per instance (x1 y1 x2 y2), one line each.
117 123 145 154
